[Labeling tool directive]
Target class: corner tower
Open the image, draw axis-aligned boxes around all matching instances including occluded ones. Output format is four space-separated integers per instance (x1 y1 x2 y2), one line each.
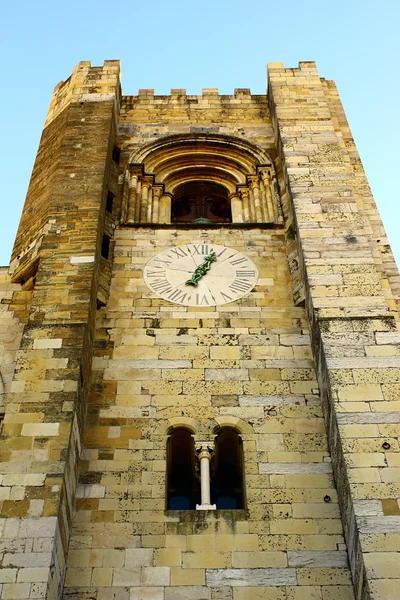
0 61 398 600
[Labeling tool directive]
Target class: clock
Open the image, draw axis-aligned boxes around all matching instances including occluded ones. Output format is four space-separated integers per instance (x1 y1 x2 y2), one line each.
144 243 258 307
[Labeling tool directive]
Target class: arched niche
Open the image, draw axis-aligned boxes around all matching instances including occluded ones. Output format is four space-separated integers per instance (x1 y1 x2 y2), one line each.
120 135 282 225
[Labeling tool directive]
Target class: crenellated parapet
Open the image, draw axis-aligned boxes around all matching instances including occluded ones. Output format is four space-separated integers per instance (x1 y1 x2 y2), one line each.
45 60 121 128
11 60 121 284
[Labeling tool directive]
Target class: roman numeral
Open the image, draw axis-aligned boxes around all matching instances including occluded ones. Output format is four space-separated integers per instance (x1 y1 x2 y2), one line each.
220 291 233 302
167 289 188 303
230 256 247 266
153 257 172 267
146 269 165 277
229 279 253 294
196 294 210 305
169 247 188 259
189 244 210 255
151 278 173 294
216 248 235 260
236 270 256 278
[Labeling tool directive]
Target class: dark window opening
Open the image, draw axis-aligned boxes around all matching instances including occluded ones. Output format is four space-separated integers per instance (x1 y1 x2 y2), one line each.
212 428 245 509
167 428 199 510
101 234 110 259
106 191 114 213
171 181 231 223
112 145 121 164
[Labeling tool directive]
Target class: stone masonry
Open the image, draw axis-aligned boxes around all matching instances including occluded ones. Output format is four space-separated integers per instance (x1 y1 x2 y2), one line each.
0 60 398 600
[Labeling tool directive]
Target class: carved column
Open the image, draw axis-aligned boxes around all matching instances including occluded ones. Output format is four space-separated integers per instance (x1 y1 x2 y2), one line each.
260 168 276 222
258 174 268 222
127 175 138 224
230 192 243 223
239 189 250 223
195 442 216 510
152 186 162 224
134 178 142 223
140 178 150 223
248 185 256 222
249 177 263 223
271 171 283 222
147 186 153 222
159 194 172 224
120 170 130 223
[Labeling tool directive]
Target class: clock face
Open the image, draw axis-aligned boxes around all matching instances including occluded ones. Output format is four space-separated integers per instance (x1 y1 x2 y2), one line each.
144 243 258 306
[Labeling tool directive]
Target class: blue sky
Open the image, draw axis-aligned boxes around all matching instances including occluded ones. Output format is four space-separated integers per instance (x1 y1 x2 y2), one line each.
1 0 399 266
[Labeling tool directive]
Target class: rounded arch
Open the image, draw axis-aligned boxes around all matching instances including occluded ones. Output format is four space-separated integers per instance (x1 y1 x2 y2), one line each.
129 134 273 195
213 416 254 434
166 416 200 435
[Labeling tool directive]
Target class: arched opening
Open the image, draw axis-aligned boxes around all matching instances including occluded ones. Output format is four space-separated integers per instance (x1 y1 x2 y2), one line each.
166 428 199 510
124 135 281 225
171 181 231 223
212 428 245 509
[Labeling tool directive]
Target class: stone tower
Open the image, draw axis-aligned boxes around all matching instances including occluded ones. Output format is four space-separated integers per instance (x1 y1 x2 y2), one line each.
0 60 399 600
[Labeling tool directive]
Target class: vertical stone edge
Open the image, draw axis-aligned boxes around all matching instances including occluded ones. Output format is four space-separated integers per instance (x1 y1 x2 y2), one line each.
0 62 121 600
268 60 400 600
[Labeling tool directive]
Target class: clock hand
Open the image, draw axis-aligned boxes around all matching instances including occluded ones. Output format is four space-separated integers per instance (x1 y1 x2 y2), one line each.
185 251 217 287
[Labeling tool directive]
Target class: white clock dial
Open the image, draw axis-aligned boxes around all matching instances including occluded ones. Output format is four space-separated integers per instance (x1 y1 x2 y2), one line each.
144 244 258 306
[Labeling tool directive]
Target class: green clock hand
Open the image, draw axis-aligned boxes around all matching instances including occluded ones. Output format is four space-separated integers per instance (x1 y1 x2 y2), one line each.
185 251 217 287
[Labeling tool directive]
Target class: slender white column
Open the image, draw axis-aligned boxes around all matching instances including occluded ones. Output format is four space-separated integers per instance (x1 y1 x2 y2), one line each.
195 443 216 510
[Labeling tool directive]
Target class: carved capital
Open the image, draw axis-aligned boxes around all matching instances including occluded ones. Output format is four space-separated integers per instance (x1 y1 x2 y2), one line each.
195 441 214 461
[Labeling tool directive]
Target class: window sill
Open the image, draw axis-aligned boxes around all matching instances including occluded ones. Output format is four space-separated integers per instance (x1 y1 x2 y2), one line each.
165 509 249 521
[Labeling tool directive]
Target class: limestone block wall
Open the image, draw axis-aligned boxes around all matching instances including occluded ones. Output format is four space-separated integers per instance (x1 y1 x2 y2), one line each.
11 60 121 282
0 64 121 600
320 78 400 313
0 269 25 413
118 88 274 152
2 58 399 600
63 228 354 600
268 61 400 600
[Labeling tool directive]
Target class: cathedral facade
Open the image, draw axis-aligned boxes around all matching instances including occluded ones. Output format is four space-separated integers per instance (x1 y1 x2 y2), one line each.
0 60 399 600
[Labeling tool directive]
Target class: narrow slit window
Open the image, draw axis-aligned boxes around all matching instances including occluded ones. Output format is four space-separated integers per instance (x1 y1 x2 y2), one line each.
167 428 198 510
101 234 110 259
106 191 114 213
112 145 121 164
212 428 245 509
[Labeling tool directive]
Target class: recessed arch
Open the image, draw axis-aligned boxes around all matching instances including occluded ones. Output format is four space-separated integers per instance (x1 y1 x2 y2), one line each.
130 133 273 169
122 134 281 225
129 134 273 196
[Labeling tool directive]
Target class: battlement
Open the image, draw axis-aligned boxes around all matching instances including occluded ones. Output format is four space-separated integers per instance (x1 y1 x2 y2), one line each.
45 60 121 127
127 87 262 101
